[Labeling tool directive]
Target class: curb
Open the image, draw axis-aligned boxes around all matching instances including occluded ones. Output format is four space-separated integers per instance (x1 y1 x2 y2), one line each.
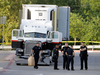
74 50 100 53
59 50 100 53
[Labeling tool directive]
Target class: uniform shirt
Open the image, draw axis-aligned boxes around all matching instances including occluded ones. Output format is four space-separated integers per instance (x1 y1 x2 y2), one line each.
53 48 59 57
66 48 74 55
61 46 70 55
32 46 42 56
80 46 87 55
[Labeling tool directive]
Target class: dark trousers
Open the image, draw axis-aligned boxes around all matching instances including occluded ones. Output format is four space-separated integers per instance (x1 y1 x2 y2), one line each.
54 58 58 69
80 56 88 69
34 56 39 67
63 56 67 69
67 56 74 69
41 57 45 62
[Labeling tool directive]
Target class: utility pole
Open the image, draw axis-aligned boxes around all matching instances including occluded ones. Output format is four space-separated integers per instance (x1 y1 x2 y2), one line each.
2 16 4 50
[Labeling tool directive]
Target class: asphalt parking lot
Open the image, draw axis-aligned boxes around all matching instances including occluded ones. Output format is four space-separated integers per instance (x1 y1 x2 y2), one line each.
0 51 100 75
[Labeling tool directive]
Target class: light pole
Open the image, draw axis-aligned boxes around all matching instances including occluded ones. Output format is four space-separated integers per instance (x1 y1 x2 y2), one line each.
0 16 7 50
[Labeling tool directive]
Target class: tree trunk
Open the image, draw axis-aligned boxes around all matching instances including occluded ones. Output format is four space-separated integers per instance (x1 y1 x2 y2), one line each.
74 37 76 45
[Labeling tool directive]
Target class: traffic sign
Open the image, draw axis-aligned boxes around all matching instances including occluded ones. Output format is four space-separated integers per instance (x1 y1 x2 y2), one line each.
0 16 7 24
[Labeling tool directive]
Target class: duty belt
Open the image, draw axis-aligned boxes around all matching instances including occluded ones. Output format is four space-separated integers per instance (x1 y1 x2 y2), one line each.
68 55 72 56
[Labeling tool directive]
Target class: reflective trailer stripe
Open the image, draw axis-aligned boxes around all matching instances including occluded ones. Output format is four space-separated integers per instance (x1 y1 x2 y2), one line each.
52 42 62 44
12 40 18 42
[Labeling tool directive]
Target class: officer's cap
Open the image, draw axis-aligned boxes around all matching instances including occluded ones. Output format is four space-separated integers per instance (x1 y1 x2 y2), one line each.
36 42 39 44
56 44 59 46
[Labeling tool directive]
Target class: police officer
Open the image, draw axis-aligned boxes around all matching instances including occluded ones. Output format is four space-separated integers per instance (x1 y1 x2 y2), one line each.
66 45 75 71
80 42 88 70
61 43 70 70
31 43 42 69
53 45 60 70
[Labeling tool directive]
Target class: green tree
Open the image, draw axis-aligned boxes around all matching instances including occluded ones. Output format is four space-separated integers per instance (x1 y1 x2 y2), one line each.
70 13 86 44
0 0 100 45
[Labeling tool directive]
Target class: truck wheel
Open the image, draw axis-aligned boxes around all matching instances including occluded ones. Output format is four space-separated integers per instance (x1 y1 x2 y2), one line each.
50 61 52 63
16 63 21 65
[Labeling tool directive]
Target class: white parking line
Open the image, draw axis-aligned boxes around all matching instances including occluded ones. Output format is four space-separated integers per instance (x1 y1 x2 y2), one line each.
35 74 43 75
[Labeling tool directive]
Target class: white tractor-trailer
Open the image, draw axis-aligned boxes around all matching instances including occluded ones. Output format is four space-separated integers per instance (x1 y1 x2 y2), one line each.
12 4 70 65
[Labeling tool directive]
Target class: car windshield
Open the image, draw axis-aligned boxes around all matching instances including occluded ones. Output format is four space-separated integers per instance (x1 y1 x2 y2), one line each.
24 32 46 38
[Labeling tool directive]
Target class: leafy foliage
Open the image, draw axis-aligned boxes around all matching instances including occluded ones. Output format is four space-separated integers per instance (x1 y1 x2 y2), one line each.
0 0 100 44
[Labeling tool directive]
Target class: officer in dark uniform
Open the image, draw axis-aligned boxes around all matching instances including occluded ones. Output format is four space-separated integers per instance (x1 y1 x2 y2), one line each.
66 45 75 71
61 43 70 70
31 43 42 69
80 42 88 70
53 45 60 70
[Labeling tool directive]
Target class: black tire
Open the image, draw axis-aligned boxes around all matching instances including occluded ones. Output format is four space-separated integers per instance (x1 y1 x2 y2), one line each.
50 61 52 63
16 63 21 65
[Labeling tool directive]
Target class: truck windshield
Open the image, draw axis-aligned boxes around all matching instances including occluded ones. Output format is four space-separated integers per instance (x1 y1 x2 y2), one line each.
24 32 46 38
